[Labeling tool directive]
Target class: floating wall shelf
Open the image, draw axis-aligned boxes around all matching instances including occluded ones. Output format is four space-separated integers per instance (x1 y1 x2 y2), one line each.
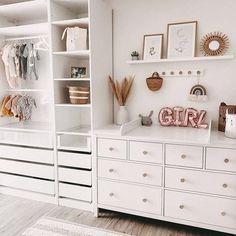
127 55 234 65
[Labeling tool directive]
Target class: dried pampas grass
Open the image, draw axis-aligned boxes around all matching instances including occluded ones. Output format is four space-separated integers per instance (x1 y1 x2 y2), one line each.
109 76 134 106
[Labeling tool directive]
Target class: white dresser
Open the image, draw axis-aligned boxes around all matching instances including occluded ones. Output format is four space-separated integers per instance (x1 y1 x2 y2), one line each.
94 125 236 235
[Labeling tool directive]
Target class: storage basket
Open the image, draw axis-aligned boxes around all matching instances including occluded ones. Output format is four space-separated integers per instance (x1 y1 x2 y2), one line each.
67 86 90 104
218 102 236 132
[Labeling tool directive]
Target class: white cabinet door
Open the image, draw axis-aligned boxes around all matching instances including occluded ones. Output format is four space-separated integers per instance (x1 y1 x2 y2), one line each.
165 167 236 197
165 190 236 229
98 180 162 215
130 141 163 164
165 144 203 168
206 147 236 172
98 159 162 186
98 138 127 159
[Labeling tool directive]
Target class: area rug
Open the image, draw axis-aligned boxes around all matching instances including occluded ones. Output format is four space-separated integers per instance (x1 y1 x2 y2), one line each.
22 217 131 236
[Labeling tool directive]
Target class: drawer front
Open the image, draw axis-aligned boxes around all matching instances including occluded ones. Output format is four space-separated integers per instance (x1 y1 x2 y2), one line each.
0 159 54 180
130 141 162 164
165 190 236 229
58 167 91 186
98 180 162 215
59 183 91 202
58 152 91 169
165 144 203 168
206 147 236 172
98 139 127 159
0 145 53 164
98 159 162 186
0 173 54 195
165 168 236 197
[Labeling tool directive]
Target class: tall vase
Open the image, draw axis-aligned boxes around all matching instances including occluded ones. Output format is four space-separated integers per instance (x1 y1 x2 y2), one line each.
116 105 129 125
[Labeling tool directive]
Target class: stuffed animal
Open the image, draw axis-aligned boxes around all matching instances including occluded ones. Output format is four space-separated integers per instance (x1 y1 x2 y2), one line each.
139 110 154 126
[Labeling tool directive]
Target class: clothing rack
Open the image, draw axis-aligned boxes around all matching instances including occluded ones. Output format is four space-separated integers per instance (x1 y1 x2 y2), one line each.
4 34 49 51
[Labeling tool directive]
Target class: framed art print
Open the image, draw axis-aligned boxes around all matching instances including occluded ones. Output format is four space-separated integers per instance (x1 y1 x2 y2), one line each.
143 34 163 60
167 21 197 58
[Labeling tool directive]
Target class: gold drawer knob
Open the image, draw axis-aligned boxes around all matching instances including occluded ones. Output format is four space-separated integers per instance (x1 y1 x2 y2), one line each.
222 183 228 188
221 211 226 216
143 151 148 155
179 205 184 209
109 193 114 197
142 173 148 177
181 154 187 159
180 178 185 183
142 198 148 203
109 147 114 151
224 158 229 163
109 168 114 173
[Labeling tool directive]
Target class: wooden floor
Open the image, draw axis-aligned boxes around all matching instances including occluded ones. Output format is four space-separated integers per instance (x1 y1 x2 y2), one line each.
0 194 231 236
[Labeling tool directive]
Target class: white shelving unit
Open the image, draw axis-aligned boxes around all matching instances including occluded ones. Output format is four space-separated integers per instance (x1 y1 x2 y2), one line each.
127 55 235 64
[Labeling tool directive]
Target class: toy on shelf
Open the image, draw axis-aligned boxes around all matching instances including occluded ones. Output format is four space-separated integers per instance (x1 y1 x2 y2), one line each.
139 110 153 126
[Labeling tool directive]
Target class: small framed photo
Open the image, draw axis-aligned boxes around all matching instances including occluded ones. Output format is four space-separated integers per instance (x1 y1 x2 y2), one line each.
167 21 197 58
71 67 87 78
143 34 163 60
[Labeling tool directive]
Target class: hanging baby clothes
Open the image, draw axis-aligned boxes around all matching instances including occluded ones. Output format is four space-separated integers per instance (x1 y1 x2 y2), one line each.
1 44 19 89
1 42 40 87
16 95 37 121
0 95 13 117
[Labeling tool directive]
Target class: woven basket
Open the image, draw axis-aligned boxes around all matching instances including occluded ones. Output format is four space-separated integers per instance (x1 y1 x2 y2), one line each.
67 86 90 104
146 72 163 91
218 102 236 132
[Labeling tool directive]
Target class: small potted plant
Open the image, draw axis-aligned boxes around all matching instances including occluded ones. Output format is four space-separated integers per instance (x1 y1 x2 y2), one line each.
131 51 139 60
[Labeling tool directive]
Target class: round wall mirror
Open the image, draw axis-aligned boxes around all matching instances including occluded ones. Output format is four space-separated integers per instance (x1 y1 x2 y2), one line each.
200 32 229 56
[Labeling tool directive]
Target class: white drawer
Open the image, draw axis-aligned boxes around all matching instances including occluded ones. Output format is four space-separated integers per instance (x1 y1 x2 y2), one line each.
58 152 91 169
0 159 54 180
0 145 53 164
98 138 127 159
165 168 236 197
0 173 54 195
206 147 236 172
165 144 203 168
165 190 236 229
98 159 162 186
58 167 91 186
98 180 162 215
59 183 91 202
130 141 162 164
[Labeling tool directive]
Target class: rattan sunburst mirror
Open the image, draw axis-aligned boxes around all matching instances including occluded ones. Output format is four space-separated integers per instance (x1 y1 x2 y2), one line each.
200 32 229 56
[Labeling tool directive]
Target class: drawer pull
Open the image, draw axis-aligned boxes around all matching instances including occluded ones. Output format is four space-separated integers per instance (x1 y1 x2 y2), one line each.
180 178 185 183
109 168 114 173
142 198 148 203
142 173 148 177
143 151 148 155
221 211 226 216
109 147 114 151
222 183 228 188
224 158 229 163
179 204 184 209
109 193 114 197
181 154 187 159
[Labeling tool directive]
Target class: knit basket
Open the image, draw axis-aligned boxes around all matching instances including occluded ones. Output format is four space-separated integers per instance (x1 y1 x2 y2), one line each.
67 86 90 104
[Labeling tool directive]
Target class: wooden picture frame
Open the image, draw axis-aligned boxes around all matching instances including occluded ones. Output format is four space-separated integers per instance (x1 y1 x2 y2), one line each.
143 34 163 60
167 21 197 58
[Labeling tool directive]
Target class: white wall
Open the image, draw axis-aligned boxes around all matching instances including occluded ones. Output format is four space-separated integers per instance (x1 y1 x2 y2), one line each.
111 0 236 127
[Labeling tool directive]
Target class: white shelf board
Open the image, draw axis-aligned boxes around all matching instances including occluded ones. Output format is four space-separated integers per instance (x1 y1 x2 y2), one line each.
0 23 49 36
57 126 91 136
127 55 235 64
0 0 47 23
55 104 91 108
53 50 90 58
6 89 45 92
0 121 52 134
53 0 88 13
52 18 89 27
54 78 90 81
